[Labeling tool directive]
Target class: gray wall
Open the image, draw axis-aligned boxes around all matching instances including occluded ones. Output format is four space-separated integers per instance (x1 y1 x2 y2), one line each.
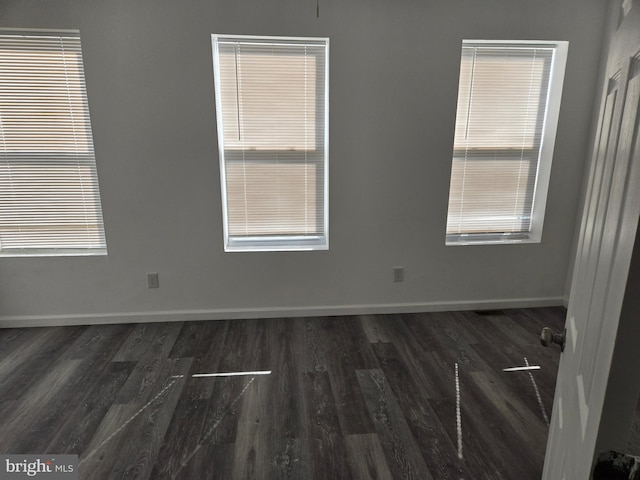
0 0 608 326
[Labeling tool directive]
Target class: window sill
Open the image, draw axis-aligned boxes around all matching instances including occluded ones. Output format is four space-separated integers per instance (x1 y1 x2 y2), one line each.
225 235 328 252
0 249 108 258
446 233 541 246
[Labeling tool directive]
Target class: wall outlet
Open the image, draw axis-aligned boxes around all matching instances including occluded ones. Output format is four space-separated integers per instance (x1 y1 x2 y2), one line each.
393 266 404 282
147 273 159 289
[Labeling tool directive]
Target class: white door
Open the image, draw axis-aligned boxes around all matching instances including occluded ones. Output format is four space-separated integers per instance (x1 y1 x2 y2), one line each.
542 2 640 478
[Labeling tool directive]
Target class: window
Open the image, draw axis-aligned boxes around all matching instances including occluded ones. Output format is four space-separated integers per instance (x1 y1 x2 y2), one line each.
445 40 568 245
0 29 106 256
212 35 329 252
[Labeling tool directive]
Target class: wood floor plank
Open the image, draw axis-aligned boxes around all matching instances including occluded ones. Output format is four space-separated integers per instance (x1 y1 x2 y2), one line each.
356 368 434 480
262 318 304 439
328 316 380 369
470 341 556 422
0 326 86 401
368 313 441 352
629 395 640 456
230 395 264 480
485 312 544 347
80 357 192 479
0 358 83 453
0 327 46 361
16 325 143 453
428 397 510 480
107 364 191 480
217 318 270 373
418 350 461 400
78 403 143 479
376 317 449 400
232 376 307 480
199 376 246 446
181 320 230 400
62 323 134 360
359 314 394 344
46 360 138 454
423 311 483 346
344 433 393 480
168 320 211 359
111 323 163 362
450 310 519 348
326 366 376 436
403 312 487 371
507 307 566 336
150 397 209 478
447 366 547 479
272 437 305 480
0 399 17 427
290 316 329 374
231 319 306 479
194 319 271 451
470 370 548 455
317 317 377 435
371 342 466 479
170 443 234 480
114 323 184 405
299 371 351 480
152 322 234 474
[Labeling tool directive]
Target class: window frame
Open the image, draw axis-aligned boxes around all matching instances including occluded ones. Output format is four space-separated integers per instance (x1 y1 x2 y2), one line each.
445 39 568 246
211 34 330 252
0 28 107 257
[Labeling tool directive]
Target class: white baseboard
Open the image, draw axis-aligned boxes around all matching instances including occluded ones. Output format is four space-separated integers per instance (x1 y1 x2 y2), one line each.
0 296 565 328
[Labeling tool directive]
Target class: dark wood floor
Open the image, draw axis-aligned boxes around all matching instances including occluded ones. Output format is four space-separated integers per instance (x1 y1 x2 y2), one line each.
0 308 569 479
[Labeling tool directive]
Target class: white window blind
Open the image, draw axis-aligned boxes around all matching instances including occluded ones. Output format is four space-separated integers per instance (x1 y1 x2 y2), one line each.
446 41 567 244
212 35 329 252
0 30 106 256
